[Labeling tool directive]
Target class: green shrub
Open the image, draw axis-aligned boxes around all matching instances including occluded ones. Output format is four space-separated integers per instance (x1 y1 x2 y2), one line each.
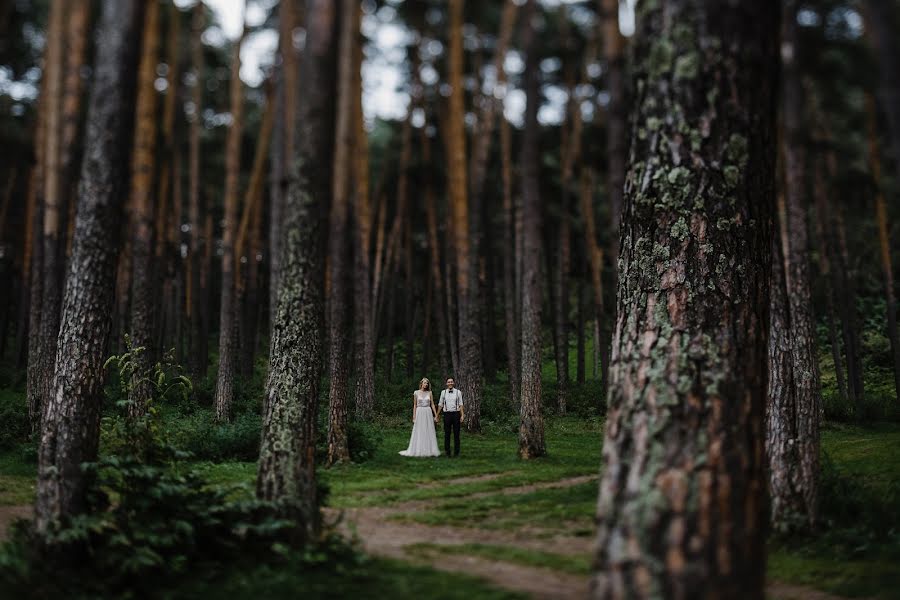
0 389 29 451
164 408 263 462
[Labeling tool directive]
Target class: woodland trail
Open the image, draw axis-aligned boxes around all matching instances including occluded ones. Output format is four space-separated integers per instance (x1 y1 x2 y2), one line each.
326 474 862 600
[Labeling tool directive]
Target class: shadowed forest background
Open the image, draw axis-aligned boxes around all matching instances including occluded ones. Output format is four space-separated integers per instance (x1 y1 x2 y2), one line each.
0 0 899 598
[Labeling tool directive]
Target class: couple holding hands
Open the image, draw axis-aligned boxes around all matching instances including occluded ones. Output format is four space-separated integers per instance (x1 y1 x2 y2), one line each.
399 377 465 458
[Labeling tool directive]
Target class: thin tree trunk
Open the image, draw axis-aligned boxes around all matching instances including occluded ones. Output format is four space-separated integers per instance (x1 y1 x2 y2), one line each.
517 0 545 459
352 16 375 418
127 0 161 416
577 279 586 385
35 0 142 532
776 1 821 529
591 0 777 595
215 19 247 422
32 0 66 432
326 0 357 466
187 1 207 382
864 0 900 180
256 0 337 542
500 117 520 408
423 128 450 380
552 197 571 415
447 0 482 432
579 167 606 398
866 94 900 404
811 154 848 406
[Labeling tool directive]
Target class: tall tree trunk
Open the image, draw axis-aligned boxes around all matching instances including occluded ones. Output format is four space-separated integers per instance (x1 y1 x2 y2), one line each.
866 94 900 404
579 167 605 400
187 1 207 382
236 86 274 377
352 17 376 418
31 0 66 433
500 117 520 408
771 0 821 529
811 154 848 406
326 0 356 466
257 0 337 541
768 189 812 532
270 0 302 321
447 0 482 432
423 127 450 381
25 71 48 431
864 0 900 180
577 279 586 384
552 201 570 415
35 0 142 532
517 0 545 459
591 0 777 596
127 0 161 416
215 20 247 422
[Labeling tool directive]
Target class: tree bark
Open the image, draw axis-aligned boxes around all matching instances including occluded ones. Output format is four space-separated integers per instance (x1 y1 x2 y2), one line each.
866 94 900 405
127 0 161 416
352 21 375 418
187 1 207 382
577 279 586 384
423 128 451 381
215 21 246 422
771 0 821 529
447 0 482 432
30 0 66 433
35 0 141 532
326 0 357 466
256 0 337 542
517 0 545 460
864 0 900 180
500 117 520 408
591 0 777 596
552 199 570 415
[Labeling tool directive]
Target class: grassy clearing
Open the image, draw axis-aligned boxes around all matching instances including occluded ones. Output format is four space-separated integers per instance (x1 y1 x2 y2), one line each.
397 479 597 536
406 542 591 576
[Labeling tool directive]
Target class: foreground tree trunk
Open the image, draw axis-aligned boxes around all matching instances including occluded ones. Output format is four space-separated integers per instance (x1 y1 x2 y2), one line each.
591 0 777 596
35 0 141 532
256 0 338 542
215 22 246 422
500 117 520 408
326 0 357 466
446 0 482 432
127 0 161 416
517 0 545 460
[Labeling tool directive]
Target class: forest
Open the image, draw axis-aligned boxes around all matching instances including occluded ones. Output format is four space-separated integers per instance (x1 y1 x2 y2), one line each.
0 0 899 598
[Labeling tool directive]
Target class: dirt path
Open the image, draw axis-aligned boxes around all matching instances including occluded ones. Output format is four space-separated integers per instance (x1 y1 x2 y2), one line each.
329 475 858 600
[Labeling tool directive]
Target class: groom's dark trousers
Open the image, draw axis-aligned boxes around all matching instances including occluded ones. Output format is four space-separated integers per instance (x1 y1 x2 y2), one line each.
443 411 461 456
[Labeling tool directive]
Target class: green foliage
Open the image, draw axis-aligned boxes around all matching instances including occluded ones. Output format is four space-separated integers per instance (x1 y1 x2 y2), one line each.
0 348 354 599
0 388 29 451
165 408 262 462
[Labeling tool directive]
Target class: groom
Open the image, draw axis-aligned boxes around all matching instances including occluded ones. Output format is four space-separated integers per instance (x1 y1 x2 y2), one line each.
435 377 464 457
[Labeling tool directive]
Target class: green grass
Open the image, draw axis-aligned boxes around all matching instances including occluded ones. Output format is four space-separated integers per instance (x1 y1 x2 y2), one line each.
0 452 36 506
407 542 591 576
397 479 597 536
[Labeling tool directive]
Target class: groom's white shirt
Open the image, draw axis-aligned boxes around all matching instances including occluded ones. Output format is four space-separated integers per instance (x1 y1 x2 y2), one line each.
439 388 463 412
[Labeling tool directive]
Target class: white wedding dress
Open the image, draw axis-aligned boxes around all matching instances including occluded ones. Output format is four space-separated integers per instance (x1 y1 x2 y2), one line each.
399 390 441 457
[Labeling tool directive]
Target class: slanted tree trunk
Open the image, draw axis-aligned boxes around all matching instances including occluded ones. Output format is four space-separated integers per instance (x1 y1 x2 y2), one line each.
866 94 900 404
591 0 777 596
215 20 247 422
500 117 520 408
447 0 482 432
517 0 545 460
326 0 357 466
256 0 338 541
35 0 142 532
187 1 207 382
769 0 821 529
127 0 161 416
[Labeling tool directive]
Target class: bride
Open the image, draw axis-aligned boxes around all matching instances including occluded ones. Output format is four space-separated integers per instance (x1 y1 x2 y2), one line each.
399 378 441 457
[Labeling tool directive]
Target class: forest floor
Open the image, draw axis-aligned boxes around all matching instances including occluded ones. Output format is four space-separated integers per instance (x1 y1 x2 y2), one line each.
1 419 898 598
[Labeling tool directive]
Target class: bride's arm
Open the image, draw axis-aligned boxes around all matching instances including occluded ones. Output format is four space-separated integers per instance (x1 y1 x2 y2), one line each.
430 392 438 419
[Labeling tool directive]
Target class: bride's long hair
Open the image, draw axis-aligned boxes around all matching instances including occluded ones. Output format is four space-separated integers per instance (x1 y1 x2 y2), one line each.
419 378 431 391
